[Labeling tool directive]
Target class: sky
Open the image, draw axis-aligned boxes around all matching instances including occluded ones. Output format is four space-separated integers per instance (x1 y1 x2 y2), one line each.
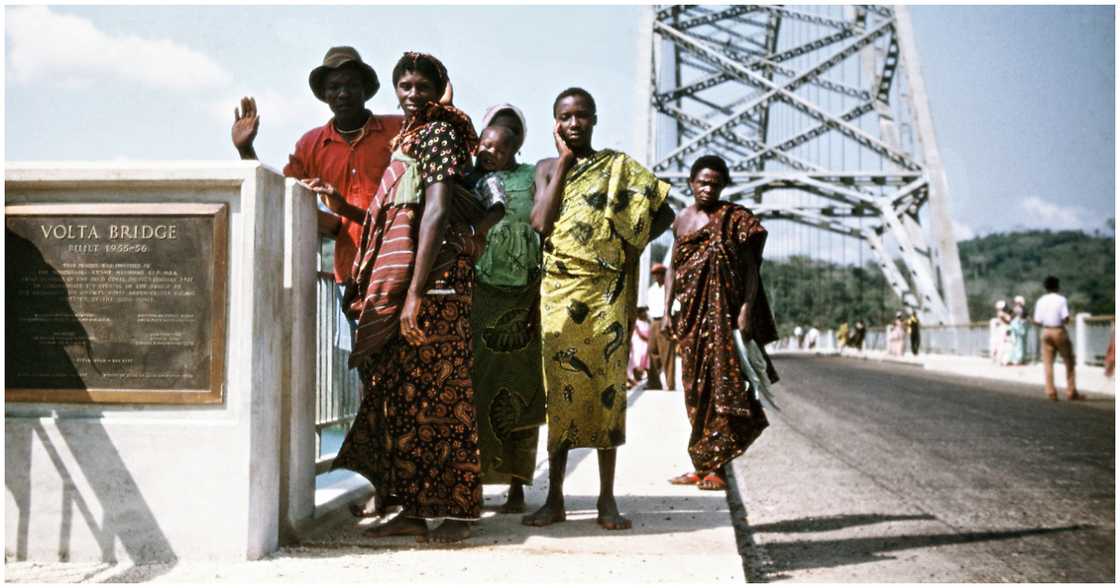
4 4 1116 241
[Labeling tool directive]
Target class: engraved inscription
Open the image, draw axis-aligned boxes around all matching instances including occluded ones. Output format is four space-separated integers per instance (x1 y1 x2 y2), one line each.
5 209 223 399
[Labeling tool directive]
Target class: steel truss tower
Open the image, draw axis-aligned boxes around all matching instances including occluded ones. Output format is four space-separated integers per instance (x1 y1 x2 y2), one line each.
643 5 969 324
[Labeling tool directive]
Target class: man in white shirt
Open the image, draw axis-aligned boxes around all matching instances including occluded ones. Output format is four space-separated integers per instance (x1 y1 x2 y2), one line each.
1032 275 1081 401
804 327 820 349
647 263 676 390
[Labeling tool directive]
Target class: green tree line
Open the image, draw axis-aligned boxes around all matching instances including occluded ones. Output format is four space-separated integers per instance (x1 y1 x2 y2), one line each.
655 229 1115 336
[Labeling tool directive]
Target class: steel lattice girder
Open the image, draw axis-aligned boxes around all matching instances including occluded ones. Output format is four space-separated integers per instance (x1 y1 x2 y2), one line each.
646 4 970 325
652 18 923 174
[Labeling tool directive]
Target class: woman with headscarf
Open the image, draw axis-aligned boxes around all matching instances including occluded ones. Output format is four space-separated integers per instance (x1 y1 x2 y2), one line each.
468 104 546 513
1006 295 1029 365
887 311 907 356
991 299 1013 365
330 52 495 544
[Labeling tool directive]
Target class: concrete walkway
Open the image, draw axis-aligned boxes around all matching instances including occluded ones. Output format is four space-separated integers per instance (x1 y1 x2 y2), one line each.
4 386 748 583
775 348 1115 395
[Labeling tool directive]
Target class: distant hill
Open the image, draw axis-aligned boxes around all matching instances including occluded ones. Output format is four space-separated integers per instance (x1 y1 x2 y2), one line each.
958 229 1114 319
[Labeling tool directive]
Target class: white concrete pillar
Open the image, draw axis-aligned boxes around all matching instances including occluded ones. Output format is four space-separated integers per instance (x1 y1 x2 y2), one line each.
279 180 318 544
1075 312 1090 367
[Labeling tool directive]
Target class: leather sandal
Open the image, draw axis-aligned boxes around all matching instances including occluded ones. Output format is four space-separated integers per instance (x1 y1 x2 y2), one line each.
697 472 727 491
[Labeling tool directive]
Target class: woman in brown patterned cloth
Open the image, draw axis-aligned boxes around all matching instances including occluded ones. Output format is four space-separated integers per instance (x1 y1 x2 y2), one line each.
331 52 499 544
662 155 779 492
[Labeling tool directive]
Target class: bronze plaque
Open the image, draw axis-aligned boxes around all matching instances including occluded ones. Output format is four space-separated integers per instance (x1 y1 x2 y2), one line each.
5 203 228 404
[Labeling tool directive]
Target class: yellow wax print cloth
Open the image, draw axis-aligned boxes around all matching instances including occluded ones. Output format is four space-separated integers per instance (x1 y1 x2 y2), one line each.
539 149 670 451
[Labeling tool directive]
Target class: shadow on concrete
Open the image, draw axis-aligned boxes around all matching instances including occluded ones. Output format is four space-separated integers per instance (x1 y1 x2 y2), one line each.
750 521 1091 581
298 491 734 550
5 229 178 580
750 512 937 534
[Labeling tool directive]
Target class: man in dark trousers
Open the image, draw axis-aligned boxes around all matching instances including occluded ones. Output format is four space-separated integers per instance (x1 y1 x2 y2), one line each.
907 309 921 355
646 263 676 390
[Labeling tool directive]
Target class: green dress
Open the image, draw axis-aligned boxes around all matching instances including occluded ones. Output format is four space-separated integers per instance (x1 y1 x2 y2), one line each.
470 163 546 484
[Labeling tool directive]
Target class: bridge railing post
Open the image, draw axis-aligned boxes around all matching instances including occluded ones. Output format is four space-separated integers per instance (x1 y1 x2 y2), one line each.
1075 312 1090 368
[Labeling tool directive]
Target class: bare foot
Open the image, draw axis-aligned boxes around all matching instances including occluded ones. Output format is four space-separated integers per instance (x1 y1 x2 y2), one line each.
421 520 472 544
521 500 566 526
499 483 527 514
668 471 701 485
363 516 427 539
596 496 631 530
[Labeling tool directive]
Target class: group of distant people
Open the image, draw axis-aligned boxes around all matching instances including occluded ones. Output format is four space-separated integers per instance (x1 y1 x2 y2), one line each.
984 276 1082 400
836 320 867 351
887 309 921 356
991 295 1030 366
232 47 779 542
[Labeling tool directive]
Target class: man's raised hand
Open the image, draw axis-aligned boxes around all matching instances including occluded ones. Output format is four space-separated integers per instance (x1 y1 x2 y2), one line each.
232 96 260 159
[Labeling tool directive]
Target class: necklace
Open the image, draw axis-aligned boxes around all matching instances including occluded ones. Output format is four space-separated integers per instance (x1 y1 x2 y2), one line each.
335 124 364 136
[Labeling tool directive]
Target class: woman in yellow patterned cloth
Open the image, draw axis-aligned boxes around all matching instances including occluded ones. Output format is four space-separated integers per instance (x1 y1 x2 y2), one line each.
524 87 673 530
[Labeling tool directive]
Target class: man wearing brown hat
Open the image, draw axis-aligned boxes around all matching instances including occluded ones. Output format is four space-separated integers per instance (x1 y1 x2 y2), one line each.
232 46 403 287
647 262 676 390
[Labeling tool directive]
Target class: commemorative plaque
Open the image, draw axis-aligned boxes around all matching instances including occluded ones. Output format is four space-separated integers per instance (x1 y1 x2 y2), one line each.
5 203 228 404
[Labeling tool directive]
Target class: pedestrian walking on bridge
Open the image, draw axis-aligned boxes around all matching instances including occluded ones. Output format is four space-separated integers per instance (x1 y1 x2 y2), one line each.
1032 276 1082 401
907 309 921 355
646 263 676 390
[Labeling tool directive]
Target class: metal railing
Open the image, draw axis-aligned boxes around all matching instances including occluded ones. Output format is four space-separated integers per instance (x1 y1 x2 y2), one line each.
920 321 1006 359
314 232 362 475
863 328 887 353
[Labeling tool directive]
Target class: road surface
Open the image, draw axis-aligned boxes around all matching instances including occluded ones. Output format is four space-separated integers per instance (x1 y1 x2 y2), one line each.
730 355 1114 582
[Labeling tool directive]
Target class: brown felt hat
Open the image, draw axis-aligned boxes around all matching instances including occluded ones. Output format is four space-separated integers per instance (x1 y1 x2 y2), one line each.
309 46 380 102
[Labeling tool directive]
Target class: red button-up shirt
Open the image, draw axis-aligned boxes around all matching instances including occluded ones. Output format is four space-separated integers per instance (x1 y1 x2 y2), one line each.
283 112 404 283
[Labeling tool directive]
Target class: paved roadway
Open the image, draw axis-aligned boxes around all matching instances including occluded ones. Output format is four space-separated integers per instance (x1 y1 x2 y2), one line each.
730 355 1115 582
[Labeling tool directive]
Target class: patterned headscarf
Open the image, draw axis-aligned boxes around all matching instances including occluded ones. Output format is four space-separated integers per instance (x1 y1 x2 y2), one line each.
390 52 478 156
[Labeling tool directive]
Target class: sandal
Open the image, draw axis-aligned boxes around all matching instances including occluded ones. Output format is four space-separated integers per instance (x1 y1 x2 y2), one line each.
668 472 701 485
697 472 727 491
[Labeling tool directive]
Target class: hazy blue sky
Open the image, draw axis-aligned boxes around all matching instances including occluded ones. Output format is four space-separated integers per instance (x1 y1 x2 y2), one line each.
4 4 1115 239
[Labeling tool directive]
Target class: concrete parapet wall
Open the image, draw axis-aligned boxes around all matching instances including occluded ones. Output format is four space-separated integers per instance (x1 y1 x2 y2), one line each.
5 162 314 562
